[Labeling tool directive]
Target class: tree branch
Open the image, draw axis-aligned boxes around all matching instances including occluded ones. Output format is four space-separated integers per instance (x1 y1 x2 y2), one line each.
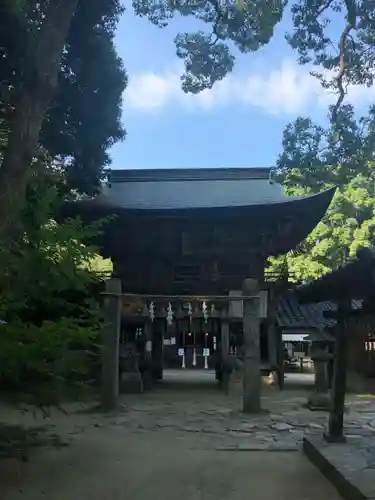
331 0 357 123
317 0 335 17
0 0 79 238
208 0 225 45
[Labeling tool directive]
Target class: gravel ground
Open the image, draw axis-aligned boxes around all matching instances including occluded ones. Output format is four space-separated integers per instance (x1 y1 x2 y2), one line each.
0 370 351 500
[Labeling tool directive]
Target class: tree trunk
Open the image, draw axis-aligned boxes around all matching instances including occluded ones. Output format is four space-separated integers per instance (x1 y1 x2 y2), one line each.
0 0 79 237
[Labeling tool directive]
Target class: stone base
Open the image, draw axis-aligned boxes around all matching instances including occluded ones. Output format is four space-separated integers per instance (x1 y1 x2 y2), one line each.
242 401 265 415
142 370 154 390
223 370 277 396
308 392 332 411
303 436 375 500
120 372 143 394
323 431 346 443
152 357 163 380
220 372 230 393
152 366 163 380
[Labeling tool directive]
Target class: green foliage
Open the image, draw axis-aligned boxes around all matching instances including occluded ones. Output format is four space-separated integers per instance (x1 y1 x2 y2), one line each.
287 0 375 92
0 165 108 323
0 161 111 405
132 0 374 102
132 0 286 93
40 0 127 194
253 0 375 282
0 1 120 405
0 319 98 407
0 0 127 195
268 105 375 282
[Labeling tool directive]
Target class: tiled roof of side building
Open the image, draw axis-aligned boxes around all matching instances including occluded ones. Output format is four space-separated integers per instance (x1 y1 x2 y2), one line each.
276 292 363 330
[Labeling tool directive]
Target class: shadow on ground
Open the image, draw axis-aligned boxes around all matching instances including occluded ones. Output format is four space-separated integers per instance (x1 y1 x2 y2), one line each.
0 369 346 500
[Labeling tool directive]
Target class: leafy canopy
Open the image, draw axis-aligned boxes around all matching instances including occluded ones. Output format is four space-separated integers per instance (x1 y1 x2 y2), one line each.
132 0 375 111
0 0 127 195
133 0 286 93
132 1 375 281
0 159 112 406
268 104 375 281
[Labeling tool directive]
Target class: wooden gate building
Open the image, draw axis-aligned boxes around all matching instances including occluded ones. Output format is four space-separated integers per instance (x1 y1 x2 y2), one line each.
62 167 334 411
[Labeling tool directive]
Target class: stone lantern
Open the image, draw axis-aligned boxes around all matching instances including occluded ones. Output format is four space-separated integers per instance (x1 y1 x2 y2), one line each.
306 329 335 411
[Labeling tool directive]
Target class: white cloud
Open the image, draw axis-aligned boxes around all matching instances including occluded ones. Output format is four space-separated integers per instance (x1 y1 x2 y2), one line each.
124 59 375 116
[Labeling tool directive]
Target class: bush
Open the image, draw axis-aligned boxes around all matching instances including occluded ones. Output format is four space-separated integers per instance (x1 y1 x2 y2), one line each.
0 161 112 407
0 318 100 406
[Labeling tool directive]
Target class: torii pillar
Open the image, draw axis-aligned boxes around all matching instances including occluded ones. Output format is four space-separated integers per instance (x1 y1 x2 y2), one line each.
242 278 262 413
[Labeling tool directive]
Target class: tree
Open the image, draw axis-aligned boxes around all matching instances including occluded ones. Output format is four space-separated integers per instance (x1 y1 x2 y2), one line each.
0 159 111 406
132 0 374 114
0 0 79 237
40 0 127 195
1 0 373 243
132 0 374 282
133 0 286 93
0 0 127 237
267 105 375 281
285 0 375 121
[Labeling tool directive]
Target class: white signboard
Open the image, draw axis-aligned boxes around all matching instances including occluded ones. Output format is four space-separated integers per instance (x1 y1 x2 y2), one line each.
178 348 185 357
203 348 210 357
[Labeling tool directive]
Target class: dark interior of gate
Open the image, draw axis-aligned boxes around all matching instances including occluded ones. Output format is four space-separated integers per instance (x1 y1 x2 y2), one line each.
122 316 269 371
62 167 334 399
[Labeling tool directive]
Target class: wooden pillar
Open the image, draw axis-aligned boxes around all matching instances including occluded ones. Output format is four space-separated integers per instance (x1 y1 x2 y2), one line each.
142 320 154 389
101 278 122 410
325 300 349 442
152 320 163 379
242 278 262 413
220 315 230 391
267 322 277 369
267 290 278 369
214 317 222 380
276 329 285 390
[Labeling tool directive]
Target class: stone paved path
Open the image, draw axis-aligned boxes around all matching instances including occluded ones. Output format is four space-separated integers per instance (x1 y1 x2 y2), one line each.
1 369 374 499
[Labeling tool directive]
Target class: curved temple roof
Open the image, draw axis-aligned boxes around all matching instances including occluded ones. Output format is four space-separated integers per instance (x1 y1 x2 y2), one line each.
61 167 335 261
67 167 335 214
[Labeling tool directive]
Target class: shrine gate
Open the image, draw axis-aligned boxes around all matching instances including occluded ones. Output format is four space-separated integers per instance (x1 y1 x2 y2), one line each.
62 167 334 413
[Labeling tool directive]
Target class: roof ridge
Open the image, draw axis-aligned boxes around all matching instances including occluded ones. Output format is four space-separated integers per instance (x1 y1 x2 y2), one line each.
109 167 272 183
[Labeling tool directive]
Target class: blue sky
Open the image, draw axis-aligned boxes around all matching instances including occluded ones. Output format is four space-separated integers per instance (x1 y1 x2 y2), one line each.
110 6 374 171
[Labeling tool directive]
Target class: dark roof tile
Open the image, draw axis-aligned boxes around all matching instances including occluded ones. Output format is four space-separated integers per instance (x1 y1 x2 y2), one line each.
276 293 363 330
